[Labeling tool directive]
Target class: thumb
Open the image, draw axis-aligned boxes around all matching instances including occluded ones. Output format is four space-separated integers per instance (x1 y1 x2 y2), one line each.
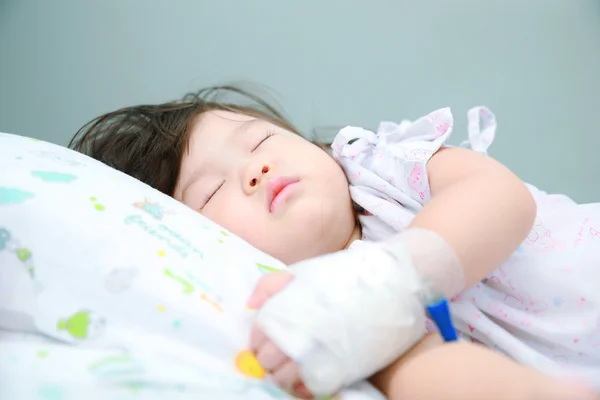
247 271 294 310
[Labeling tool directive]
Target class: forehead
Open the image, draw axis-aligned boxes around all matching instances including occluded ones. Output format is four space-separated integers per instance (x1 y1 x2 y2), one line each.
185 109 251 160
179 110 258 179
190 109 257 145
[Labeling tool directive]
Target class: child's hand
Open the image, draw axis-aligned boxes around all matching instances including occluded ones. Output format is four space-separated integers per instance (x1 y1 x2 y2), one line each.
247 272 313 399
245 243 431 397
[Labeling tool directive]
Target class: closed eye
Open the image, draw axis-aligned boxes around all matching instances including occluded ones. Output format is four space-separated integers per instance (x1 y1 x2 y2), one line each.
251 132 275 152
200 181 224 208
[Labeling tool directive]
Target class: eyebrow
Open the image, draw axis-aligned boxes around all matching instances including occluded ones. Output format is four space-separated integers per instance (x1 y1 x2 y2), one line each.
234 118 259 136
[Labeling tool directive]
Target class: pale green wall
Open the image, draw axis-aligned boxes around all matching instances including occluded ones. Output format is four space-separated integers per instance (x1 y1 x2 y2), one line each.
1 0 599 201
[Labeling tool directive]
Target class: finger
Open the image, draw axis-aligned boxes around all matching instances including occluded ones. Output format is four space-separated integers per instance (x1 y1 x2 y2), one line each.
271 359 301 393
293 381 314 399
256 340 290 371
246 271 294 310
249 324 268 352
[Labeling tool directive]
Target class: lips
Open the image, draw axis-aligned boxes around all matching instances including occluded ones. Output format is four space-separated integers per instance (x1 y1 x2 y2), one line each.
266 177 299 213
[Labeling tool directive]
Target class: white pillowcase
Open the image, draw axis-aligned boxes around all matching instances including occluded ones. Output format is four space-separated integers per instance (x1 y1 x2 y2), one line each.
0 133 382 400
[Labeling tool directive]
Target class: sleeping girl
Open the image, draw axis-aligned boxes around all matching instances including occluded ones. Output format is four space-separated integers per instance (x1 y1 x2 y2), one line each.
71 86 600 400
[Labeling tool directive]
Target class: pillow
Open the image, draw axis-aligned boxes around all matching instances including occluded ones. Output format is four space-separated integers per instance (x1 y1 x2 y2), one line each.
0 133 383 400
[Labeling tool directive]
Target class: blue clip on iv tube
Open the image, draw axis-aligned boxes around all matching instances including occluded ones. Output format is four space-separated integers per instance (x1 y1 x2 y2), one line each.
426 297 458 342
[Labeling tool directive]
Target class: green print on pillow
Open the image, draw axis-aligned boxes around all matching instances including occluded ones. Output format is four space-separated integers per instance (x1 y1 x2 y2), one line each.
163 268 195 294
133 199 171 220
0 187 35 205
31 170 77 183
0 227 36 279
90 196 106 211
56 310 106 340
123 214 203 259
257 263 281 274
163 268 224 311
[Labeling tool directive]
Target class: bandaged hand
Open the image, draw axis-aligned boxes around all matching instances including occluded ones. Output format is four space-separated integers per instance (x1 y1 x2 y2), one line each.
247 229 464 398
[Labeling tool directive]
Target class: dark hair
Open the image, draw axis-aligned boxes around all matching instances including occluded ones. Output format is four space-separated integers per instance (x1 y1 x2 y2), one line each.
70 85 364 217
69 86 302 195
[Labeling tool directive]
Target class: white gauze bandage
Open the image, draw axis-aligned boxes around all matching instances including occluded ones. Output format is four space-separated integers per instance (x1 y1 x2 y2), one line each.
255 228 464 397
385 228 466 299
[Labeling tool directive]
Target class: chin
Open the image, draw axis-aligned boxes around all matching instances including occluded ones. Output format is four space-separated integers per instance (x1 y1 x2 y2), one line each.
266 188 355 263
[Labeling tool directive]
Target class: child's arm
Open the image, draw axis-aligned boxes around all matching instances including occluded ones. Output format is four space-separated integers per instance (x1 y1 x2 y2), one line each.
248 147 538 396
249 274 598 400
371 333 598 400
409 146 537 289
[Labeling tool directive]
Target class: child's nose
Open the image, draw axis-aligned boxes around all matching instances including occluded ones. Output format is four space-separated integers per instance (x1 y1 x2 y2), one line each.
245 164 270 190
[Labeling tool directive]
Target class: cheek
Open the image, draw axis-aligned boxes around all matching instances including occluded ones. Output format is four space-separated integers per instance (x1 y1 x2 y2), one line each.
310 165 356 226
202 197 268 243
320 162 353 201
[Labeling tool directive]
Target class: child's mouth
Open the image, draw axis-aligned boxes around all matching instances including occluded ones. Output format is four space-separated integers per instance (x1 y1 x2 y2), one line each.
266 177 299 213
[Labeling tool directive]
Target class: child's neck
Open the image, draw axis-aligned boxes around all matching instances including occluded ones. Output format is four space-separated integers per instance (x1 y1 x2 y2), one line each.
343 224 362 250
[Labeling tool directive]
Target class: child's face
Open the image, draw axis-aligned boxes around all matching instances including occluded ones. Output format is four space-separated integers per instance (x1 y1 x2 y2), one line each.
174 110 359 264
